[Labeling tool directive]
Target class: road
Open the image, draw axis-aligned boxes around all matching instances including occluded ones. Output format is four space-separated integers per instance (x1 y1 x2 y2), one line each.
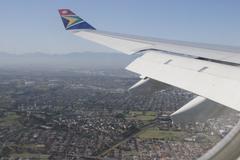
97 119 158 158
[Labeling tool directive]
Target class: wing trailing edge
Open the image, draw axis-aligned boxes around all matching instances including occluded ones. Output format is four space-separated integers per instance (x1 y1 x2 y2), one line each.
126 51 240 112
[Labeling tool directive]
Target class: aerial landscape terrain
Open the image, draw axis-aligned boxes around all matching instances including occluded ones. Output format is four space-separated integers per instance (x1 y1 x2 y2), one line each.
0 1 240 159
0 52 238 160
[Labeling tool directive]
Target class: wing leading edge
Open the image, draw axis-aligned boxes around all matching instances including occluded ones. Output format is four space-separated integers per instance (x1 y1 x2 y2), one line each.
58 9 240 64
58 9 240 119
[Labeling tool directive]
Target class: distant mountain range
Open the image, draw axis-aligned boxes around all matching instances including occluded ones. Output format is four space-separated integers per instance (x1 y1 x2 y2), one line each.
0 52 137 70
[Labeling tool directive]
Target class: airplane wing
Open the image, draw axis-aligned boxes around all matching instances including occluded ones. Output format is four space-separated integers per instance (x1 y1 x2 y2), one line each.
58 9 240 122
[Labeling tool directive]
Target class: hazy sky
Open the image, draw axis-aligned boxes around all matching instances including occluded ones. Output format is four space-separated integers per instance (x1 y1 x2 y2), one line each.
1 0 240 54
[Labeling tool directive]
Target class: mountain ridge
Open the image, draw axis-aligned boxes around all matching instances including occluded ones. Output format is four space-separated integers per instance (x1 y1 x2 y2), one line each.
0 52 136 69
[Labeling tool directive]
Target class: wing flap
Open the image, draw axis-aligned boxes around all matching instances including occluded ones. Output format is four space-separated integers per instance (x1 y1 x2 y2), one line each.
126 51 240 112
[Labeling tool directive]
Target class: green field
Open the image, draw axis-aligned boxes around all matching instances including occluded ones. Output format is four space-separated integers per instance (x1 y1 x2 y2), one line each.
0 112 21 127
10 144 45 149
10 153 49 160
126 111 157 122
138 127 184 141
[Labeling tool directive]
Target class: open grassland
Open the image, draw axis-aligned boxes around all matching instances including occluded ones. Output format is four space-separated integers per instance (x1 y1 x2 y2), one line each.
138 127 184 141
0 112 21 127
10 153 49 160
126 111 157 122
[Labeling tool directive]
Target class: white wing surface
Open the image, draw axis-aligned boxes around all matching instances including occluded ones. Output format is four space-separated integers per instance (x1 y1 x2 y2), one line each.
59 9 240 122
126 51 240 112
74 30 240 65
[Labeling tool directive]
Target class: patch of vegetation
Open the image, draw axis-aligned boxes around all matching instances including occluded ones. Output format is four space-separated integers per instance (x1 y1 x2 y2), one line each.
10 153 49 160
138 127 184 141
0 112 21 127
1 144 46 159
10 144 45 149
126 111 157 122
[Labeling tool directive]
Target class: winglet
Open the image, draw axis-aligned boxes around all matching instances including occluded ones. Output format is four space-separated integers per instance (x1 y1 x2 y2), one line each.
58 9 95 30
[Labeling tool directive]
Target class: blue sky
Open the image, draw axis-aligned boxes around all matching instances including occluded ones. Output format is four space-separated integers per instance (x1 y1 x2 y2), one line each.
0 0 240 54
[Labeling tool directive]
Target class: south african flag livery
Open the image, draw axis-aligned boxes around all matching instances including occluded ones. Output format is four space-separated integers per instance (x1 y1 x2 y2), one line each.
58 9 95 30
